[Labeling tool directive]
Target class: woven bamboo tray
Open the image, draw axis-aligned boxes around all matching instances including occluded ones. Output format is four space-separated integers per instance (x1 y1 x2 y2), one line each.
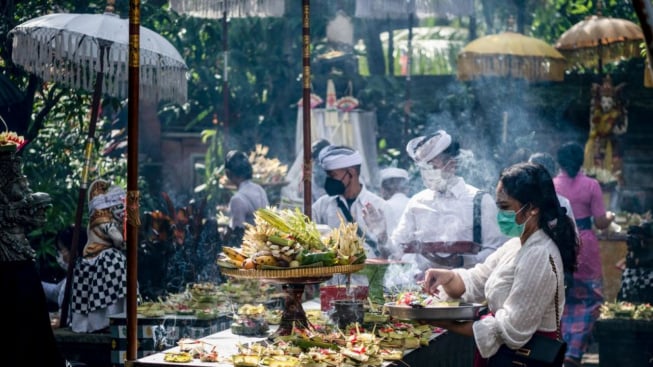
220 264 365 279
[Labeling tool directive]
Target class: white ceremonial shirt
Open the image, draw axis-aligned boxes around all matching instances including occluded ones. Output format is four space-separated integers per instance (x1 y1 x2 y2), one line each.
390 177 508 269
312 186 393 259
451 231 565 359
229 179 269 229
385 192 410 236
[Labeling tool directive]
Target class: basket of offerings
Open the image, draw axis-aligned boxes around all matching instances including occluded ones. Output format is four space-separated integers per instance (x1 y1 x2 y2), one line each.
217 207 367 335
217 207 366 280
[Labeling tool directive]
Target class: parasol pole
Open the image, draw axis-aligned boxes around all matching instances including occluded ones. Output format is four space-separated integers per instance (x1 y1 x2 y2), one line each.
59 40 108 328
596 0 604 77
127 0 141 361
302 0 312 218
222 10 230 149
402 4 414 158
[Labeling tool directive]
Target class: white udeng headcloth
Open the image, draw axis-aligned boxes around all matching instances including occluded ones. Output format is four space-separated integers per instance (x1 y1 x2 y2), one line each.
379 167 409 181
406 130 452 164
318 145 363 170
88 184 126 214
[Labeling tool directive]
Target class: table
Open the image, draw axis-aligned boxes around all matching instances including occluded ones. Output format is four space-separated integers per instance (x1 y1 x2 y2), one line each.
110 312 233 366
125 301 475 367
53 327 113 367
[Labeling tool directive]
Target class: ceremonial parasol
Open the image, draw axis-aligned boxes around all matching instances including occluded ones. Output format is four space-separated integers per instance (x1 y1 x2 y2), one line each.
554 3 643 74
169 0 284 148
457 31 566 82
457 31 565 145
9 0 187 330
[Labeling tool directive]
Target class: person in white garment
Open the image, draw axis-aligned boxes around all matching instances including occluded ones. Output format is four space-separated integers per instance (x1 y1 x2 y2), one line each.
41 225 87 311
421 162 580 366
312 145 394 259
379 167 411 237
390 130 508 276
310 139 331 203
223 150 269 246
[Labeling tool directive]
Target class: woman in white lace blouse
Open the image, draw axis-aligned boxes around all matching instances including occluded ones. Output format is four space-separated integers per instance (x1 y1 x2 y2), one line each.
422 162 580 367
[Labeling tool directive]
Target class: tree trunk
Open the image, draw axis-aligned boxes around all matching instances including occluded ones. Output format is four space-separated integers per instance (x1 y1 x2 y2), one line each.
361 19 386 76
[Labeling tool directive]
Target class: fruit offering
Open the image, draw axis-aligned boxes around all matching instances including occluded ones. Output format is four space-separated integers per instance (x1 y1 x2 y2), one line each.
217 207 366 270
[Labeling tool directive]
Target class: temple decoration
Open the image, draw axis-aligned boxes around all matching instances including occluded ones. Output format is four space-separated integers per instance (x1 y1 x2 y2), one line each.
0 130 52 262
584 74 627 185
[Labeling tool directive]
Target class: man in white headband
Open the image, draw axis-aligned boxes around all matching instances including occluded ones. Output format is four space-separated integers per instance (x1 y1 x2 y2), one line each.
391 130 507 273
379 167 411 238
312 145 394 259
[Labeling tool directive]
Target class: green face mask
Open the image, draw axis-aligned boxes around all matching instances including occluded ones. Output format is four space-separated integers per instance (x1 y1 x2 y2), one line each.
497 205 527 237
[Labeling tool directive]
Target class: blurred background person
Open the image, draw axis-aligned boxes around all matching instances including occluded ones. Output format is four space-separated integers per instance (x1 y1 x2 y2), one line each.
41 225 87 314
310 138 330 202
617 222 653 304
528 152 576 223
553 141 615 367
391 130 507 275
222 150 269 246
379 167 411 237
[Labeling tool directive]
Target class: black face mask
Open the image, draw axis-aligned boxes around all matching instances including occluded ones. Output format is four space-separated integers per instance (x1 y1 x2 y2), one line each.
324 172 349 196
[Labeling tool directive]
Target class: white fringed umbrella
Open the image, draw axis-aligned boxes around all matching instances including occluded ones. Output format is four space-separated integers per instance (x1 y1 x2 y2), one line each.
9 1 187 329
10 10 187 104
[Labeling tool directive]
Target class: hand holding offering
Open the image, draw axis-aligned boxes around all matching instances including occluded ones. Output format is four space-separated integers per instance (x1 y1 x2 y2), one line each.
422 268 456 295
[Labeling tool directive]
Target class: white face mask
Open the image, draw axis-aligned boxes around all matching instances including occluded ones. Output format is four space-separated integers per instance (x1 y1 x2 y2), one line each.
420 167 448 192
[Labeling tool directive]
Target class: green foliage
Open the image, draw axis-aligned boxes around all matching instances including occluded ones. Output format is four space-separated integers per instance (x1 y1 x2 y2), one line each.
21 86 126 260
194 127 227 207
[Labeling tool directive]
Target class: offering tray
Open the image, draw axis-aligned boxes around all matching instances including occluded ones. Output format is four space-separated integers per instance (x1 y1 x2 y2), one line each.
220 264 364 281
385 302 485 321
220 264 364 337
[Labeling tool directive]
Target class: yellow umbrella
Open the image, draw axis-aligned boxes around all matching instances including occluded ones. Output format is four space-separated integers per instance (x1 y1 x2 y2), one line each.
554 15 643 71
457 31 566 82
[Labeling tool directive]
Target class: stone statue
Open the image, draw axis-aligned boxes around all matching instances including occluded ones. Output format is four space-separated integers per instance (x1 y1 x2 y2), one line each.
0 131 67 366
584 74 628 185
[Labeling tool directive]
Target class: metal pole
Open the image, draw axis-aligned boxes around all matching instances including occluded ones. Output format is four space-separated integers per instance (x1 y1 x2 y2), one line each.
302 0 312 218
402 9 414 160
127 0 141 361
222 10 230 149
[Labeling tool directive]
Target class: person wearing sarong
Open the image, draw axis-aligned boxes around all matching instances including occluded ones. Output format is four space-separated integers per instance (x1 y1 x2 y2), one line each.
553 142 615 367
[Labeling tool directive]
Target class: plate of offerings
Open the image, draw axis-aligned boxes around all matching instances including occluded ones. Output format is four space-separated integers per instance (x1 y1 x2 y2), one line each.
385 291 485 321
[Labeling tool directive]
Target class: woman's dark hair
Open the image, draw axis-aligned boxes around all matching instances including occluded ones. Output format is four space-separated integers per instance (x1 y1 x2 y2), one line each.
556 142 584 178
499 162 579 274
225 150 253 179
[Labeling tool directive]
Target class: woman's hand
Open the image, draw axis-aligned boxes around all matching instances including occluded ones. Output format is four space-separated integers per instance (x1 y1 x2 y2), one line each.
422 268 455 295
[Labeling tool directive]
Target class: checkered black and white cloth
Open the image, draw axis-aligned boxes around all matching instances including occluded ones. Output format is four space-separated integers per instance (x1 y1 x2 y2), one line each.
618 267 653 304
71 248 127 314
